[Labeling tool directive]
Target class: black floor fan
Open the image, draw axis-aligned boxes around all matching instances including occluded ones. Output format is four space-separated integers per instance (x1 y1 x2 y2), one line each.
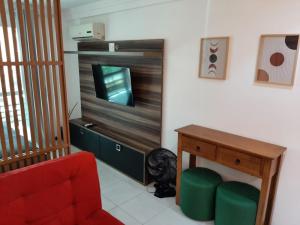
146 148 177 198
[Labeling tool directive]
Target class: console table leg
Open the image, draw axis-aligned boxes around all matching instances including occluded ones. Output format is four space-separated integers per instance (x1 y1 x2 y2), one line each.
264 156 283 225
176 134 183 205
256 160 272 225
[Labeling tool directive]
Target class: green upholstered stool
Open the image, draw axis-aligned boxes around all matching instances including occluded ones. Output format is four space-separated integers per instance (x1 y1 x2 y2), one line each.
215 181 260 225
180 167 222 221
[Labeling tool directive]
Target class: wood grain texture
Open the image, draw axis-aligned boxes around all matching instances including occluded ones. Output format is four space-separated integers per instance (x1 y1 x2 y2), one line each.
0 0 22 162
217 146 263 177
0 0 69 172
39 0 56 156
47 0 63 157
176 124 286 225
78 39 164 153
0 2 16 159
176 125 286 159
24 0 44 159
16 0 37 152
8 0 30 163
175 133 183 205
54 0 71 155
182 135 217 161
264 156 283 225
33 0 50 161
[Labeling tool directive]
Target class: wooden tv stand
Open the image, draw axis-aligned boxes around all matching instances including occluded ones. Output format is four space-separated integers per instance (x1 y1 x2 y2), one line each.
71 39 165 185
175 125 286 225
69 118 153 184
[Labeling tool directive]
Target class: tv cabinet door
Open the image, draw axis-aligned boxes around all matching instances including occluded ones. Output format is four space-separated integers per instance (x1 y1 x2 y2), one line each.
69 123 100 157
100 137 145 183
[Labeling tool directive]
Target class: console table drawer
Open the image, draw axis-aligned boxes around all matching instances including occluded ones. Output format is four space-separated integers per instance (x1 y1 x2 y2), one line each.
217 147 263 177
182 135 217 160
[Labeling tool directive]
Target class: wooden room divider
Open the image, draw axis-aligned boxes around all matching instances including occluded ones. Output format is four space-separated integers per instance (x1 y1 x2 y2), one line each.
0 0 70 172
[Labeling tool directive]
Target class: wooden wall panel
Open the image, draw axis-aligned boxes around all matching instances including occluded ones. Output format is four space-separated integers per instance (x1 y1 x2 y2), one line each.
78 40 164 153
0 0 70 171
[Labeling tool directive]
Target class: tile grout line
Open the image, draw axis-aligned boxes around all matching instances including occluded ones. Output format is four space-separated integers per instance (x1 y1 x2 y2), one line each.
116 191 145 207
72 148 179 225
110 206 142 225
101 162 175 224
141 204 171 225
117 191 174 225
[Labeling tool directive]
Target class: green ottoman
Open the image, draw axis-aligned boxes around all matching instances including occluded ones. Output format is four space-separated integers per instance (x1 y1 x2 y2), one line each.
180 167 222 221
215 181 260 225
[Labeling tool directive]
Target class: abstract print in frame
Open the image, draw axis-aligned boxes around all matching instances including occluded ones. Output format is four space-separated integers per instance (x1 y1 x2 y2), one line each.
256 34 299 86
199 37 229 79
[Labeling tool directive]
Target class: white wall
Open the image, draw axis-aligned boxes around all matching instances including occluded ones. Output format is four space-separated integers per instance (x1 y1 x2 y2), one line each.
62 14 81 119
62 0 300 224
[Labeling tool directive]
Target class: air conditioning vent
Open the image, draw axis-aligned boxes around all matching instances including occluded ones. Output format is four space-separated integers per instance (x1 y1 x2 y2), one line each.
70 23 105 41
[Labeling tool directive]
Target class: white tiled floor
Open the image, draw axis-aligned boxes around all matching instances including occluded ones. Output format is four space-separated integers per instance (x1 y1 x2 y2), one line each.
71 146 214 225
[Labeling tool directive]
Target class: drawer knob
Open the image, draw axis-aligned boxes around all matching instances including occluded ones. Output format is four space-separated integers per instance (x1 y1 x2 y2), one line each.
235 159 241 165
196 146 201 151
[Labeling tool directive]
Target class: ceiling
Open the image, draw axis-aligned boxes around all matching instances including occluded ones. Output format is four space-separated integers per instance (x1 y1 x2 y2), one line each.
63 0 180 18
61 0 101 9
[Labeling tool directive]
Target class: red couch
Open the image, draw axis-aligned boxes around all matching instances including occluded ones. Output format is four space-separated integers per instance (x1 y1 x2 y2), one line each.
0 152 124 225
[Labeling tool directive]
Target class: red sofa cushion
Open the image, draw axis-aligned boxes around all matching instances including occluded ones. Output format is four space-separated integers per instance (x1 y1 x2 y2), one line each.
0 152 123 225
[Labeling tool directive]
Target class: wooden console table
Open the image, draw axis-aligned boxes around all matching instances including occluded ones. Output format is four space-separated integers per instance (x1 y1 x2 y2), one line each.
175 125 286 225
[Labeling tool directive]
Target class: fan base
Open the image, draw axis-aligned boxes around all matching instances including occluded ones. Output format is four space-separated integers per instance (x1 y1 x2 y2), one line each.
154 183 176 198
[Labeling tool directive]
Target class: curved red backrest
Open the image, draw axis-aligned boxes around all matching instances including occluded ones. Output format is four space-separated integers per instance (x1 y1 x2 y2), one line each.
0 152 102 225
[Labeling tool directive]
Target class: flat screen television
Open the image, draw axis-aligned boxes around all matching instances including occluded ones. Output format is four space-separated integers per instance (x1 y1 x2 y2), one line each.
92 64 134 107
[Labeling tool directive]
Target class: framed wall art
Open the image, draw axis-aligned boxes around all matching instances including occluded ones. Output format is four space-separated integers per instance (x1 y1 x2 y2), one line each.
199 37 230 80
255 34 299 86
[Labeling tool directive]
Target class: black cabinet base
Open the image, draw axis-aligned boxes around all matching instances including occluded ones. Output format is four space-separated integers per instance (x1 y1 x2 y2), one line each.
69 121 146 184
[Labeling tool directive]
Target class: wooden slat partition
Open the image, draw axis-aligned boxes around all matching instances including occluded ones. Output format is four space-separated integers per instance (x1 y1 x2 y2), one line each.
7 0 30 165
0 112 9 171
39 0 56 159
47 0 63 157
0 1 22 167
16 0 37 162
24 0 45 161
0 0 70 171
54 0 70 155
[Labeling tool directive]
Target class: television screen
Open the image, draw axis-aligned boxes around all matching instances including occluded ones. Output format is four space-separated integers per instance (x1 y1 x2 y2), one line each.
92 65 134 107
